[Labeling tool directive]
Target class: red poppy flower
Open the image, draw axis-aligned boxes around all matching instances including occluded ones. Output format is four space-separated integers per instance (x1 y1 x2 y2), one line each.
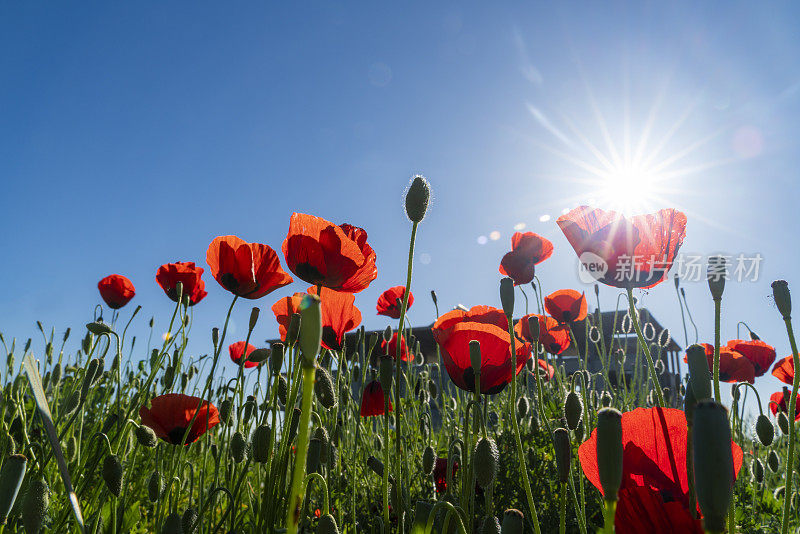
578 407 743 522
515 314 571 355
229 341 258 368
725 339 775 377
432 306 530 394
382 333 413 362
682 343 755 384
556 206 687 289
614 486 703 534
98 274 136 309
282 213 377 293
156 262 208 306
544 289 588 323
770 390 800 421
139 393 220 445
360 380 392 417
376 286 414 319
433 457 459 494
534 358 555 381
206 236 293 299
271 286 361 351
772 355 795 385
498 232 554 285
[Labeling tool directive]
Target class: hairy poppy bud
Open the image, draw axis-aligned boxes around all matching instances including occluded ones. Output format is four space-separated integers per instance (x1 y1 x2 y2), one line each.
269 343 284 375
600 391 612 407
382 325 393 344
707 255 727 300
686 344 712 400
248 306 260 332
499 277 515 318
772 280 792 320
684 380 697 426
768 450 780 472
313 427 330 463
161 512 183 534
428 379 438 399
431 290 438 307
552 428 571 483
692 400 735 533
481 515 501 534
252 424 271 464
367 455 384 477
469 340 482 376
307 438 323 474
755 414 774 446
51 362 62 387
22 478 49 534
564 391 583 430
81 358 100 402
277 375 288 405
219 399 233 425
778 411 790 435
287 408 302 443
501 508 524 534
102 455 123 497
243 396 257 423
318 513 339 534
182 506 198 534
516 396 529 419
136 425 158 448
64 391 81 416
299 295 322 367
526 315 540 343
86 320 113 336
148 470 163 502
422 446 435 475
405 174 431 223
0 454 26 524
596 408 623 502
752 458 764 484
315 367 336 409
231 432 249 463
474 437 499 488
379 355 393 393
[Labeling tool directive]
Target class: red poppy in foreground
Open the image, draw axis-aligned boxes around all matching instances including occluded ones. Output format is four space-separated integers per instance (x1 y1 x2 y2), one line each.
498 232 554 285
772 355 795 385
360 380 391 417
433 457 459 494
726 339 776 377
156 262 208 306
272 286 362 351
578 407 743 531
229 341 258 368
556 206 687 289
432 306 530 394
376 286 414 319
682 343 755 384
770 390 800 421
534 358 555 381
614 485 703 534
544 289 588 323
382 332 413 362
139 393 220 445
206 235 293 299
515 314 571 355
98 274 136 309
282 213 377 293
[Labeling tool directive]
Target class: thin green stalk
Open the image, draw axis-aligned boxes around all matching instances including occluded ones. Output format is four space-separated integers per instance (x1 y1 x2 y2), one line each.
712 298 722 402
625 288 664 408
780 315 800 534
286 363 316 534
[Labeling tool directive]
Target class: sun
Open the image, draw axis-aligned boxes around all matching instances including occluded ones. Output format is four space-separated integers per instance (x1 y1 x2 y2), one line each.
597 163 658 215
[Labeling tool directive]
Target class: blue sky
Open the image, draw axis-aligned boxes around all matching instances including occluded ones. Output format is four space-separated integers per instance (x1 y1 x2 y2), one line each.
3 2 800 412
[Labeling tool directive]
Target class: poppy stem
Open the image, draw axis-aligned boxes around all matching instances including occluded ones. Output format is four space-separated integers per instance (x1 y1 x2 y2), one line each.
382 391 390 529
285 363 316 534
779 315 800 534
601 499 616 534
559 481 567 534
713 297 722 402
625 288 665 408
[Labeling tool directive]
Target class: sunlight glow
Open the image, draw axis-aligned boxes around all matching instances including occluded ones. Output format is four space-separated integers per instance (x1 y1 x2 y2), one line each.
598 163 657 215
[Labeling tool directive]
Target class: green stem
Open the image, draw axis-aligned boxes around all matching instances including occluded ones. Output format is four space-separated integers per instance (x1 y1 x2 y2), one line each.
286 363 316 534
780 315 800 534
626 288 665 408
559 481 567 534
713 298 722 402
602 499 616 534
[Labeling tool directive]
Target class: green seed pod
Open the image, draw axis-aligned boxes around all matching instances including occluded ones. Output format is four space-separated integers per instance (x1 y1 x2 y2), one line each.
252 424 271 464
692 400 735 533
379 355 393 393
707 255 727 300
469 340 482 376
596 408 623 502
22 478 49 534
148 470 163 502
778 411 790 435
768 450 780 473
0 454 27 524
474 437 499 488
230 432 250 464
772 280 792 320
314 367 337 409
600 391 612 407
552 428 571 483
367 455 384 477
182 506 198 534
686 344 712 400
755 414 774 446
480 515 501 534
161 512 184 534
317 513 339 534
500 508 524 534
219 398 233 425
516 396 529 419
752 458 764 484
299 295 322 367
422 446 435 476
684 380 697 426
564 391 583 430
499 277 515 318
269 343 284 375
405 174 431 223
277 375 288 405
102 454 123 497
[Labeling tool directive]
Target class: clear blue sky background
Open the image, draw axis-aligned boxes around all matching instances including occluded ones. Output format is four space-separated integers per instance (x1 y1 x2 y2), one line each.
3 2 800 413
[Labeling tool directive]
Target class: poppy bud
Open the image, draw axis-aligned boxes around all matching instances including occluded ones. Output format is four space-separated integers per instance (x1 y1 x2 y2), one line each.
315 367 337 409
81 358 100 402
0 454 26 524
596 408 623 502
469 340 482 376
516 396 529 419
269 343 284 375
564 391 583 430
252 424 271 464
706 256 727 300
778 411 790 435
287 408 302 442
772 280 792 320
499 277 515 318
500 508 524 534
755 414 774 446
692 400 735 533
318 513 339 534
752 458 764 484
219 399 233 425
526 315 540 343
313 427 330 463
146 470 163 503
247 348 270 365
684 380 697 426
367 455 384 477
102 454 123 497
64 391 81 416
379 355 393 393
428 379 438 399
552 428 571 483
51 363 62 387
750 330 761 341
768 450 780 472
277 375 288 405
86 320 113 336
299 295 322 367
307 438 323 474
136 425 158 448
474 437 499 488
231 432 249 463
431 290 438 307
685 344 712 400
243 396 257 423
283 314 301 347
161 512 184 534
182 506 199 534
248 306 260 332
22 478 49 534
422 446 435 475
600 391 612 407
481 515 501 534
405 174 431 223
